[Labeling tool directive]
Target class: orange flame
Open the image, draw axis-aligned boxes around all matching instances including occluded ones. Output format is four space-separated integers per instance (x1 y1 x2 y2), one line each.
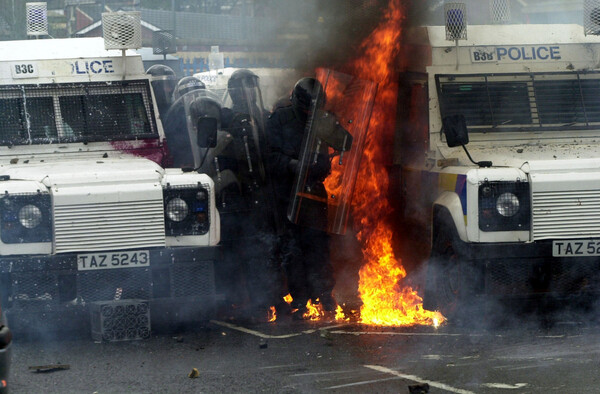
335 304 348 321
303 299 323 320
346 0 443 326
282 294 349 322
268 306 277 322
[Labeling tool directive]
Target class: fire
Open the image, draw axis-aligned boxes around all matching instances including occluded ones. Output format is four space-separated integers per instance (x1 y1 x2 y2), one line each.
267 306 276 322
345 0 443 326
303 299 323 320
276 0 445 327
280 294 349 321
335 304 347 321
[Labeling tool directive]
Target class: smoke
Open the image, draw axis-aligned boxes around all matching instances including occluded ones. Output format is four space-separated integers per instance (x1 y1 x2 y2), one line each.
253 0 389 96
409 0 585 26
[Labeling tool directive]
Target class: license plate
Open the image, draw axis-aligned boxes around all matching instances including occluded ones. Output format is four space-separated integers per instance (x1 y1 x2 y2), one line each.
552 240 600 257
77 250 150 271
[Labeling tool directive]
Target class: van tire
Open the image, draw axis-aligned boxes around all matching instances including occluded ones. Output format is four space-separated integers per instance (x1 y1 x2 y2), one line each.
423 212 469 324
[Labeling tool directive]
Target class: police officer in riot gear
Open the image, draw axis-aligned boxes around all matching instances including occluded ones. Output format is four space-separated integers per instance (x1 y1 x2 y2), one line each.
215 69 287 321
221 69 268 128
162 79 216 169
146 64 178 119
172 76 206 102
266 77 336 318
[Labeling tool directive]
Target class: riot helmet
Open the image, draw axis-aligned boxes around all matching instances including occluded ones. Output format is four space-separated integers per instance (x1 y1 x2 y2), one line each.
290 77 325 122
227 69 259 108
172 76 206 102
146 64 178 117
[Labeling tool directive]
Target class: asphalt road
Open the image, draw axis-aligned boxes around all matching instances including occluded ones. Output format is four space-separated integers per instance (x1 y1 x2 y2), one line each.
7 306 600 394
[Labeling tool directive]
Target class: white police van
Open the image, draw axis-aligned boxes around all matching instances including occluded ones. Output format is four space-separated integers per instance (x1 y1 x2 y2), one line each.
396 8 600 319
0 32 220 335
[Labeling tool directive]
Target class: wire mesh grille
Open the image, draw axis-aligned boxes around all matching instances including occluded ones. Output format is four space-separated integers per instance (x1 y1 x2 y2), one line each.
437 72 600 132
445 3 467 41
152 30 176 55
585 0 600 36
78 268 152 302
478 181 530 232
170 262 215 298
26 2 48 36
0 80 157 145
486 260 600 295
489 0 510 24
163 184 211 236
12 271 60 305
102 11 142 50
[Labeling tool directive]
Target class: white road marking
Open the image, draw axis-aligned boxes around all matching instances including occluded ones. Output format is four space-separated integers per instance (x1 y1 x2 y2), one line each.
211 320 303 338
291 370 361 377
360 365 476 394
329 330 464 337
482 383 529 389
324 376 405 389
259 364 304 369
210 320 352 339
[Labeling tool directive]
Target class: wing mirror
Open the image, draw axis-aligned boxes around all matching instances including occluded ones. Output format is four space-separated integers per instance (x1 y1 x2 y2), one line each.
442 114 469 147
197 118 218 148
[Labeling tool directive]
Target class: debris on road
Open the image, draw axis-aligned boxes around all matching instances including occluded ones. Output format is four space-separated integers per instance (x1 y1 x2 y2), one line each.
188 368 200 379
29 364 70 373
408 383 429 393
259 339 268 349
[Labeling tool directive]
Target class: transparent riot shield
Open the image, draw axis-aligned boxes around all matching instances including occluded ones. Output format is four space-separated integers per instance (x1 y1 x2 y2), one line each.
222 76 281 234
288 68 377 234
224 77 268 186
162 89 223 170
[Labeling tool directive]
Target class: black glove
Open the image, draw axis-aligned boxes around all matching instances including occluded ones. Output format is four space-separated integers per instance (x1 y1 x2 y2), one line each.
309 153 331 182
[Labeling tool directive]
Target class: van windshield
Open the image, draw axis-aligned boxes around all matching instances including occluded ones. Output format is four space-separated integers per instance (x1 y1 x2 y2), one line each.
0 80 158 146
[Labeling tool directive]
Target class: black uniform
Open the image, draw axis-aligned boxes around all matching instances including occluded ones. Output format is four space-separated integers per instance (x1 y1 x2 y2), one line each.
266 105 335 313
217 100 286 318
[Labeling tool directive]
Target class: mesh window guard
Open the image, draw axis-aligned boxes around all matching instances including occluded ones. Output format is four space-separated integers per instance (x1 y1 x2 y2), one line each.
0 80 157 146
437 72 600 133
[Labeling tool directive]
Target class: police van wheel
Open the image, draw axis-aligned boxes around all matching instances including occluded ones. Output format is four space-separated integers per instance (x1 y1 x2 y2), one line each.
423 217 468 324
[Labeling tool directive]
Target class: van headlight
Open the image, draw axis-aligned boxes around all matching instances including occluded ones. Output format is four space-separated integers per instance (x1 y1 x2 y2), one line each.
479 181 530 231
163 184 210 236
165 198 189 222
1 193 52 243
496 192 519 217
19 204 43 228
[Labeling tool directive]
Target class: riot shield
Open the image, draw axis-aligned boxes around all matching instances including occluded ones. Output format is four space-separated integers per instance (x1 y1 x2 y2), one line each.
222 76 281 234
224 77 268 185
288 68 377 235
162 89 223 170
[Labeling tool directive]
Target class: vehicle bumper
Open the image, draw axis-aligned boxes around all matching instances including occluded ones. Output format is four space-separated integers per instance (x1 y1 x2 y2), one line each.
455 240 600 297
0 246 221 334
